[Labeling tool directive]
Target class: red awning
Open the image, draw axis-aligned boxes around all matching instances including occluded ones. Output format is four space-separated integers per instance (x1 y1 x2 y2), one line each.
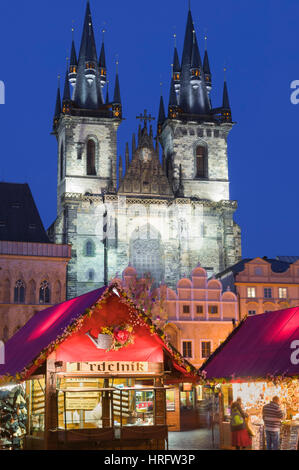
0 285 197 383
201 307 299 381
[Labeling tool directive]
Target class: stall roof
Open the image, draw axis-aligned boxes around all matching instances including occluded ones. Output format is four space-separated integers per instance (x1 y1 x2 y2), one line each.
200 307 299 381
0 285 198 384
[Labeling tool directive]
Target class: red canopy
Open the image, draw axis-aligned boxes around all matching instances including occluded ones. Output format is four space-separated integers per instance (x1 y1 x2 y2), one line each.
0 285 197 383
201 307 299 381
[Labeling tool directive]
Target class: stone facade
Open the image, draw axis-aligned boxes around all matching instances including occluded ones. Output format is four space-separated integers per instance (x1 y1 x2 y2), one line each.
0 241 71 341
49 114 241 299
113 265 238 368
49 2 242 299
161 121 232 202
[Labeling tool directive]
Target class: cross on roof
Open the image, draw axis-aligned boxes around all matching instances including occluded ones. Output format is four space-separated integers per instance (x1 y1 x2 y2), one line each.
136 109 155 127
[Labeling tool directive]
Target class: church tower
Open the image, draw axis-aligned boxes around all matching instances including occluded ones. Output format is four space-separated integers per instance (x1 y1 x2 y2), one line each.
53 1 121 214
159 7 232 201
49 2 241 299
157 6 241 271
50 1 122 299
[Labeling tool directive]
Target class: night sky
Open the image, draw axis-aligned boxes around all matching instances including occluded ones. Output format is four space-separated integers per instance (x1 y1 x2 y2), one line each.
0 0 298 260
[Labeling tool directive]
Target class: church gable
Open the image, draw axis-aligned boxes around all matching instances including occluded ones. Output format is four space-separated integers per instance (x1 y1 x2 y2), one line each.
118 120 173 198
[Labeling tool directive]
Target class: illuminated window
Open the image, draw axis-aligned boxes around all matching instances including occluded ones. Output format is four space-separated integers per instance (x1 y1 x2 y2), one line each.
278 287 287 299
195 146 206 178
264 288 272 299
14 280 25 304
85 240 95 257
182 341 192 358
201 341 211 359
248 310 256 316
208 305 218 314
87 139 96 176
247 287 256 298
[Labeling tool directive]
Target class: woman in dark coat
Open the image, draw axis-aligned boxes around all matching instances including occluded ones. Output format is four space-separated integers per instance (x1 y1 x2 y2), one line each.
230 397 252 449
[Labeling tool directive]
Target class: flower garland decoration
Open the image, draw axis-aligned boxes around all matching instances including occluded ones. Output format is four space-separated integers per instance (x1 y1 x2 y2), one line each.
99 323 134 351
0 283 198 386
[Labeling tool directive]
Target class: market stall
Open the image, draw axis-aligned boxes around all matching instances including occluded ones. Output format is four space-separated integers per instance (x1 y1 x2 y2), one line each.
0 284 198 450
199 307 299 450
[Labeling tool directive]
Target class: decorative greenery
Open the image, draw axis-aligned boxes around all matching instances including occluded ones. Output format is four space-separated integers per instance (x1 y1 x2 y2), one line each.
0 283 198 386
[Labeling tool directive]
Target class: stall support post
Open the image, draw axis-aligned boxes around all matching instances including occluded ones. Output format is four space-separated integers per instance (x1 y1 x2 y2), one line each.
45 354 58 450
155 377 166 426
102 378 110 428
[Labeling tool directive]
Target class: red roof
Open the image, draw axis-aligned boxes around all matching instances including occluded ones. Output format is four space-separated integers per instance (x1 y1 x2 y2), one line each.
201 307 299 380
0 285 197 383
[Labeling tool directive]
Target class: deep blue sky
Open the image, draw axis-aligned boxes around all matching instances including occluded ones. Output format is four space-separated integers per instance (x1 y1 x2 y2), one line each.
0 0 298 259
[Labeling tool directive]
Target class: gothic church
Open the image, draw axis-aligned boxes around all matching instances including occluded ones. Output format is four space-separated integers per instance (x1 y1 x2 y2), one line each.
49 1 242 299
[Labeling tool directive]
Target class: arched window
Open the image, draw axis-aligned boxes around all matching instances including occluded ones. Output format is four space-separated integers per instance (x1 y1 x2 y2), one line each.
85 240 95 257
87 139 96 175
39 280 51 304
60 143 64 181
130 224 164 284
14 280 25 304
195 145 206 178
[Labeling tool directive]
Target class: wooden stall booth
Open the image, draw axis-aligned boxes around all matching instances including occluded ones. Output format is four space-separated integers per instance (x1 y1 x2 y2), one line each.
0 285 198 450
200 307 299 450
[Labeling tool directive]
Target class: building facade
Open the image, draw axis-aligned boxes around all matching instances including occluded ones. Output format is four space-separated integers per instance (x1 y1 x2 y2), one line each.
0 183 71 341
49 2 241 299
113 265 238 368
216 257 299 319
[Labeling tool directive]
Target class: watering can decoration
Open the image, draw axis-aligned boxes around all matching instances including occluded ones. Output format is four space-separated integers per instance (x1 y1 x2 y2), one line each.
85 331 113 350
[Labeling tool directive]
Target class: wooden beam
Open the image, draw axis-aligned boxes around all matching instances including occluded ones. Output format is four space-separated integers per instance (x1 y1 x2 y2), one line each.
44 353 58 450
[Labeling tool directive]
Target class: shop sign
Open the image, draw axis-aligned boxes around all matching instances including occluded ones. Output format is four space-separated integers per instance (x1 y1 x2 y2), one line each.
66 361 149 373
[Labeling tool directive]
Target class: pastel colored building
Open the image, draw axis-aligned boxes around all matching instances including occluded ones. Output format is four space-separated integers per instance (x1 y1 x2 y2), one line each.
216 256 299 319
113 265 238 368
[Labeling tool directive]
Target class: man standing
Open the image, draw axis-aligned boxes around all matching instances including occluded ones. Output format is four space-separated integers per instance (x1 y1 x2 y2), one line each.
262 396 284 450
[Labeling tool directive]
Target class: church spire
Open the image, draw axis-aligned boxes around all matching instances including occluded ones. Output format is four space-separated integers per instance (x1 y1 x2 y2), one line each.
53 77 62 130
172 38 181 95
176 7 210 115
63 66 71 103
157 94 166 135
190 30 202 90
113 61 121 104
73 1 104 109
99 35 107 88
69 36 78 90
221 74 232 122
112 59 122 119
203 35 212 92
168 76 178 119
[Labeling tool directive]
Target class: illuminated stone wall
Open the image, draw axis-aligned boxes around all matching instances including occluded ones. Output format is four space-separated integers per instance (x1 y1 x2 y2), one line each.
50 114 241 299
